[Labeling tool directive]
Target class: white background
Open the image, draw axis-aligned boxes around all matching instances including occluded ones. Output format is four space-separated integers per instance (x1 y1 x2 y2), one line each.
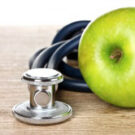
0 0 135 25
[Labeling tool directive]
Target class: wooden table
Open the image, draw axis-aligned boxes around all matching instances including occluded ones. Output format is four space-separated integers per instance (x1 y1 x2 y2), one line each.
0 25 135 135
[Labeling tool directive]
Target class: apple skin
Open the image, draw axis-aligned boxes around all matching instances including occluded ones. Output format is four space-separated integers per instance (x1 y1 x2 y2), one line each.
79 8 135 108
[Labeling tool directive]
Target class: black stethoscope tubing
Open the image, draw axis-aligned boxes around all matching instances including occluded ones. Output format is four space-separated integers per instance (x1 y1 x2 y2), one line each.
29 20 92 92
52 20 90 44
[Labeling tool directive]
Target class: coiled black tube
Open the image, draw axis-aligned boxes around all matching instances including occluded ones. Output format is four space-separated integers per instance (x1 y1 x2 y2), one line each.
29 20 92 92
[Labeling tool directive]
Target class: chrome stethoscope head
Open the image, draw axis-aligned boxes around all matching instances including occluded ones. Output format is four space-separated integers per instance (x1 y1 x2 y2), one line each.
12 68 72 125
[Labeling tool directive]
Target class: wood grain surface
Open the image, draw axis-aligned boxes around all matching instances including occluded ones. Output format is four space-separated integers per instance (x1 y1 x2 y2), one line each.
0 25 135 135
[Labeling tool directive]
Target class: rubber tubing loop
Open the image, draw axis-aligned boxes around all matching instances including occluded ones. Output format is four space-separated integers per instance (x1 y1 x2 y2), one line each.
47 34 91 92
29 20 92 92
31 41 65 69
52 20 90 61
30 20 89 79
30 41 83 80
52 20 90 44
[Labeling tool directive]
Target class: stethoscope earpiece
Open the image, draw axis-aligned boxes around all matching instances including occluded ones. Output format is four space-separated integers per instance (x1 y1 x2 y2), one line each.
12 68 72 125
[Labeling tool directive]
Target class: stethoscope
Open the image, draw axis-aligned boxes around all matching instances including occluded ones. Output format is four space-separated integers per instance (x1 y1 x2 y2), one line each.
12 20 92 125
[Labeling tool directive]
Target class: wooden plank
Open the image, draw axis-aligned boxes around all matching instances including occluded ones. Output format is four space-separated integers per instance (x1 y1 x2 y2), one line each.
0 26 135 135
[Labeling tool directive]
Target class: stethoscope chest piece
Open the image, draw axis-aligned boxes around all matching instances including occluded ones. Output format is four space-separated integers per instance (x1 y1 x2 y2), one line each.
12 68 72 125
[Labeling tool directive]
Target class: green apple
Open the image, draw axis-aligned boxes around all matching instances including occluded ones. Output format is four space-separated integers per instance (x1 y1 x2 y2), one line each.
79 8 135 108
